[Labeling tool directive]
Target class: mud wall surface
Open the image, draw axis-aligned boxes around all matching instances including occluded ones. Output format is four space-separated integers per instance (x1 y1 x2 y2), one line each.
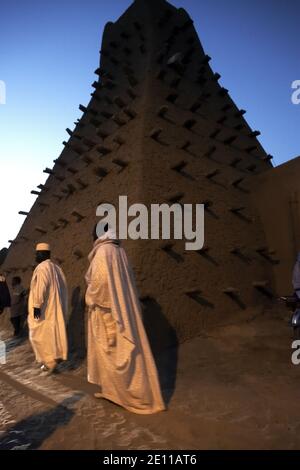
251 156 300 296
2 0 275 350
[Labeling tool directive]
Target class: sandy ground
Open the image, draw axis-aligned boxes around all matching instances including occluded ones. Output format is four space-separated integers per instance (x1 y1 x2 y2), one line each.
0 306 300 450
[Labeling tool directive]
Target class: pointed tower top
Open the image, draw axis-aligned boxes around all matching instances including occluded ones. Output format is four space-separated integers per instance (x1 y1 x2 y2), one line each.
132 0 174 9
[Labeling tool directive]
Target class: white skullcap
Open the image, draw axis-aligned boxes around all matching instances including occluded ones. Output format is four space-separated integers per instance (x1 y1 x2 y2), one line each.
36 243 50 252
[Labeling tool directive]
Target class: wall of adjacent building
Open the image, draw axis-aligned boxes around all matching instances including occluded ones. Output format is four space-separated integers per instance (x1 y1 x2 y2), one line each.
251 156 300 295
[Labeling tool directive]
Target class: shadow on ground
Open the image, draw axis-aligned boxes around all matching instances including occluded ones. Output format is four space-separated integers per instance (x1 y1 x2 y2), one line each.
65 286 86 371
141 297 178 405
0 394 82 450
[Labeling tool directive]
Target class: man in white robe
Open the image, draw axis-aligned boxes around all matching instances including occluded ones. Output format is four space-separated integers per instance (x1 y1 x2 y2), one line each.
28 243 68 373
85 226 165 414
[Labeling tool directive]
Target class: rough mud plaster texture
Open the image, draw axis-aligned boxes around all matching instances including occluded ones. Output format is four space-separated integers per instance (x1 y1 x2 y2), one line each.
2 0 276 350
251 156 300 295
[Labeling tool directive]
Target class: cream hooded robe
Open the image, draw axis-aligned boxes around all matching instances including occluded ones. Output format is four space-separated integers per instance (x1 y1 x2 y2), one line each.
28 259 68 364
85 234 165 414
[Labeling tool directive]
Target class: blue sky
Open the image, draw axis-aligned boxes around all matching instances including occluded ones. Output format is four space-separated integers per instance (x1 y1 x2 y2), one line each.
0 0 299 249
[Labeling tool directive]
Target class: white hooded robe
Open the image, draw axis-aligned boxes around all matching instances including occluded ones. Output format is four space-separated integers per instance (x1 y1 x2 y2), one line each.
85 235 165 414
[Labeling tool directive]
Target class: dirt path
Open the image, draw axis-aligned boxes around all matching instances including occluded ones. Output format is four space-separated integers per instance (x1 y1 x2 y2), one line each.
1 309 300 449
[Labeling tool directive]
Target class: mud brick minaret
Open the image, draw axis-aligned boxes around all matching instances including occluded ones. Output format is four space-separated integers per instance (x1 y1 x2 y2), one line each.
2 0 275 350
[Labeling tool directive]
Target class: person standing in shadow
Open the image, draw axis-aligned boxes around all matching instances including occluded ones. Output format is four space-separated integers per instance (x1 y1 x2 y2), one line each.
9 276 26 337
0 273 11 316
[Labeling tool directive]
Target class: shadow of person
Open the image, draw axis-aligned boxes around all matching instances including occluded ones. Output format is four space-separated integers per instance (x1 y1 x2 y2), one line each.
4 332 27 354
66 286 86 369
0 393 82 450
140 297 178 405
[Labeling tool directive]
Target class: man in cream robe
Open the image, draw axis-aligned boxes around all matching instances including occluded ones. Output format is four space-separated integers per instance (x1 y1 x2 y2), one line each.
85 226 165 414
28 243 68 373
